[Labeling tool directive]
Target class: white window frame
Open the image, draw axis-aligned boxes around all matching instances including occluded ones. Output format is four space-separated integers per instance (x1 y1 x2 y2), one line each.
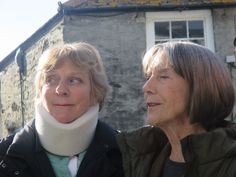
146 10 215 52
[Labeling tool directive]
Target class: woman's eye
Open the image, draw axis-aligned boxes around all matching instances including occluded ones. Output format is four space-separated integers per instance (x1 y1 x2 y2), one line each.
145 76 150 81
68 78 83 85
145 74 151 81
159 75 169 79
45 76 57 85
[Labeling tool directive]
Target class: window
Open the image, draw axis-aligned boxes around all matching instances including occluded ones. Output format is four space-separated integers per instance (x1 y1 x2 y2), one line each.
146 10 215 51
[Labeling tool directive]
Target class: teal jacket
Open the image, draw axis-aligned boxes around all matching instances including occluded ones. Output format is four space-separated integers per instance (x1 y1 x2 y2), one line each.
117 124 236 177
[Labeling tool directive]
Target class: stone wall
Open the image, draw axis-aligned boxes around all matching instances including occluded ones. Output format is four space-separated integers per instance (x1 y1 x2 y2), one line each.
213 8 236 119
213 8 236 58
0 22 64 137
63 12 147 130
0 64 22 136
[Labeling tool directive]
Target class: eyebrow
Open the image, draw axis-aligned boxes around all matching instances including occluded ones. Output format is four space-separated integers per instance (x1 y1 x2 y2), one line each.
45 70 87 75
155 67 171 74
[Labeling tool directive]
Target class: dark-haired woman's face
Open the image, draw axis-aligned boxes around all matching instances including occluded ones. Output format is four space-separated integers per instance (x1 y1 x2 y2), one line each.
143 59 189 127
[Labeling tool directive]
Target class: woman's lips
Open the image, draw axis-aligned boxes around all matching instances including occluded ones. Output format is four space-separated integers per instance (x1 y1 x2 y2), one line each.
54 104 73 106
147 103 161 107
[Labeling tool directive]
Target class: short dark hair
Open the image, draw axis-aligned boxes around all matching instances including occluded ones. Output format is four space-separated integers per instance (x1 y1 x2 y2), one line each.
143 41 235 130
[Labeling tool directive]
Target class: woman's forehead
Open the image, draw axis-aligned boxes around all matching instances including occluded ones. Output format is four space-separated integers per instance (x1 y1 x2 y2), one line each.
150 53 170 70
52 57 83 68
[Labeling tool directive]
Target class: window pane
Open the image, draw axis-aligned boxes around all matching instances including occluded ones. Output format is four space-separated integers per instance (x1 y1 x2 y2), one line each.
190 39 205 46
172 21 186 38
155 40 168 44
189 20 204 38
155 22 169 39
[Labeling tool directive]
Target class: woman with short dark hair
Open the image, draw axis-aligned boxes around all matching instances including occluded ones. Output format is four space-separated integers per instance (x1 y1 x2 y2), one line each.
118 41 236 177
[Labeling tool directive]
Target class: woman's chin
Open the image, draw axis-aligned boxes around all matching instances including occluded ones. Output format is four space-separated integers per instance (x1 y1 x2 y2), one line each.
54 116 77 124
147 117 157 126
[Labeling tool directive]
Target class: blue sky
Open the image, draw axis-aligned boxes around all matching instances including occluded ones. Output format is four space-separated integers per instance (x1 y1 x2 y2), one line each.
0 0 67 60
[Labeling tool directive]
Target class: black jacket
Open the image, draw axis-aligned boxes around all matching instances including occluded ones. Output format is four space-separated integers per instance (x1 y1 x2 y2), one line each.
0 120 124 177
117 125 236 177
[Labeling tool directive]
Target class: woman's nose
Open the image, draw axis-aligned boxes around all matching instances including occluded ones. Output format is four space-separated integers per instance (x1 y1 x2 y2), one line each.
56 81 69 96
143 78 154 94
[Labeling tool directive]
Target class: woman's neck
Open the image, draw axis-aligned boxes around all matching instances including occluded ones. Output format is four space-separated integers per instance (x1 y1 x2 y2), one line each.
35 102 99 156
159 118 206 162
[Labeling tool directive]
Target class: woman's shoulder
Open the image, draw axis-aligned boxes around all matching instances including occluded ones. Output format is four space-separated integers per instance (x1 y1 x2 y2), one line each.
117 126 168 154
92 120 123 149
0 135 15 155
0 121 37 156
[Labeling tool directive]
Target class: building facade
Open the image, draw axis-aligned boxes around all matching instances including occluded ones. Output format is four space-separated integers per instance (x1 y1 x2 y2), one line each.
0 0 236 137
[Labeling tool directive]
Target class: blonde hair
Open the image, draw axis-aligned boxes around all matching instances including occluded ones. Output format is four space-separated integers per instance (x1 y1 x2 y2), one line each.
35 42 110 110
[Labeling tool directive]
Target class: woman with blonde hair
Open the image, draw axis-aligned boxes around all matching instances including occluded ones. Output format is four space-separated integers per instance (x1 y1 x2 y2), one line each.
0 42 124 177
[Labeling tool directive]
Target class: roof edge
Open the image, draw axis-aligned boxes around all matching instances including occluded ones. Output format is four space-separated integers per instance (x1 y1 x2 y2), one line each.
61 2 236 14
0 12 63 71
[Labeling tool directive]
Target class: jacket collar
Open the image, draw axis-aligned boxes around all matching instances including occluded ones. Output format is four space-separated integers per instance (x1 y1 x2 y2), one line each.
7 120 43 158
117 126 168 156
85 120 120 157
181 125 236 163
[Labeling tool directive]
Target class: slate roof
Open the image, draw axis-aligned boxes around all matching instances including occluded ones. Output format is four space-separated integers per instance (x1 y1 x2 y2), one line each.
63 0 236 8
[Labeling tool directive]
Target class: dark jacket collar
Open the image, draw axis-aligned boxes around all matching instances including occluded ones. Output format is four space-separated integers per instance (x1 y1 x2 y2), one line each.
7 119 43 158
117 126 168 156
181 125 236 163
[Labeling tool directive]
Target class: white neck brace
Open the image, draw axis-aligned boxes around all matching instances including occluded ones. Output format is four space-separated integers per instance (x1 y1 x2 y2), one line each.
35 102 99 156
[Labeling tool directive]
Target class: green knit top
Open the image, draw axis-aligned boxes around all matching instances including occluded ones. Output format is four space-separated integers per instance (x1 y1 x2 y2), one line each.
47 151 86 177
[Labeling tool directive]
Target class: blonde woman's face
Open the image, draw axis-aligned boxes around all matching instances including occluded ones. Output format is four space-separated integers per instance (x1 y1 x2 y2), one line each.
41 58 92 123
